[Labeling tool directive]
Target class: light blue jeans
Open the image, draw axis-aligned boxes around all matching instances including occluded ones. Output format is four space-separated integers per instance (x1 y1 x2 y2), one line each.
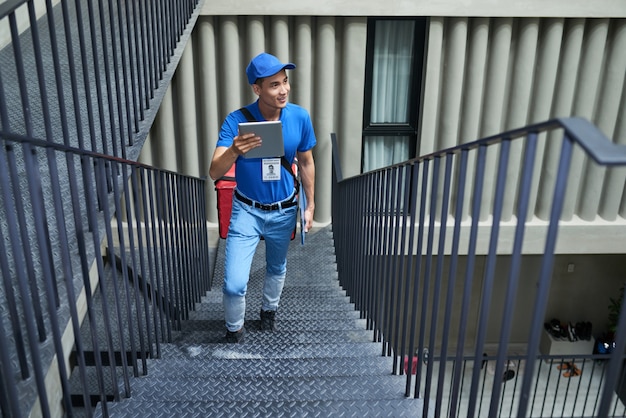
223 194 297 332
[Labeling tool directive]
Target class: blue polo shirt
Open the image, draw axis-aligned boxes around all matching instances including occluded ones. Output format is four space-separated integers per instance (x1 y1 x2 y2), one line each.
216 101 316 204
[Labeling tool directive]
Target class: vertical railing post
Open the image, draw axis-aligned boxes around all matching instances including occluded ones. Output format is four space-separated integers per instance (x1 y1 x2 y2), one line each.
391 164 413 374
490 133 538 412
331 121 626 417
24 143 74 415
426 153 453 416
471 139 511 417
419 156 441 413
132 166 155 363
399 161 419 390
90 157 126 400
407 159 429 398
437 149 469 417
372 170 387 336
458 144 487 416
517 136 574 417
383 166 406 356
377 168 397 347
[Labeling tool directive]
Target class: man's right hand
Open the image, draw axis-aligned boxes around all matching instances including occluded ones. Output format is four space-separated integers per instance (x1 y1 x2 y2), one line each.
209 133 263 180
231 132 262 156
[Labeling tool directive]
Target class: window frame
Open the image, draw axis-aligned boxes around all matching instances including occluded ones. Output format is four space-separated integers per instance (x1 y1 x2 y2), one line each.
361 17 428 172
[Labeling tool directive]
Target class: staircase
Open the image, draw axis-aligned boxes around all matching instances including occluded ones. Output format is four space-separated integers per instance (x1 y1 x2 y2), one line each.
93 226 424 416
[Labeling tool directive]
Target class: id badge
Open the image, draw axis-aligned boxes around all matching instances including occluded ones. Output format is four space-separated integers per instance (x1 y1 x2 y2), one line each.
262 158 281 181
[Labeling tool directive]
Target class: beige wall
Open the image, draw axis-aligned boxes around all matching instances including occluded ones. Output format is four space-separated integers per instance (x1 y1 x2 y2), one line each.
142 14 626 254
396 253 626 350
542 254 626 336
142 15 368 226
201 0 626 18
486 254 626 344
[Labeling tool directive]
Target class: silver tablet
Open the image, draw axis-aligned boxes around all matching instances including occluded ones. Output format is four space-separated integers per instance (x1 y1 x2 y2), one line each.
238 121 284 159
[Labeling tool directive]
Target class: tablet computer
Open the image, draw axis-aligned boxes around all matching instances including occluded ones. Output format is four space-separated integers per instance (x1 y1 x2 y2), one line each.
238 121 284 159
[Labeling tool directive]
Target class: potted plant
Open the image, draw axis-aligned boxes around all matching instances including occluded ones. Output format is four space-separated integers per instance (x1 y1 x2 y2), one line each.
607 283 626 404
608 284 626 337
594 284 624 356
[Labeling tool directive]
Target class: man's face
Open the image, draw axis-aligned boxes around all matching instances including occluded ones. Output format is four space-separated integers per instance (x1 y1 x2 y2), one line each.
253 70 290 112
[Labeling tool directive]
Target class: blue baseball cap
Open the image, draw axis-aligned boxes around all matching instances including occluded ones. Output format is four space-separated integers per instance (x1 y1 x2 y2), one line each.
246 53 296 84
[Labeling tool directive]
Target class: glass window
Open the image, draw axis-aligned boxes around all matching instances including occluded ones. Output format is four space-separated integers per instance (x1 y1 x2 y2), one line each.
362 18 426 172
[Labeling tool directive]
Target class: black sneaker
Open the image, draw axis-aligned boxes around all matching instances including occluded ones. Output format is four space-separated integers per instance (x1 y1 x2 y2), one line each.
260 309 277 331
224 327 245 343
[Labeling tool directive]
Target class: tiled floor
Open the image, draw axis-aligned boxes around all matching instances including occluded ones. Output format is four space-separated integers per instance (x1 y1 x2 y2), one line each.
410 356 626 417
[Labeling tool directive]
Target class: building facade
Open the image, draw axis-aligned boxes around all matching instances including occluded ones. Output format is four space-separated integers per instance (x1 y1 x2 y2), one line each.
139 1 626 341
144 1 625 246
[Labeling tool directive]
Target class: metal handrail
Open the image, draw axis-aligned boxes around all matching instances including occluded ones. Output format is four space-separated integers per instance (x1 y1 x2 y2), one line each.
0 0 203 161
1 1 206 416
331 117 626 417
0 132 211 417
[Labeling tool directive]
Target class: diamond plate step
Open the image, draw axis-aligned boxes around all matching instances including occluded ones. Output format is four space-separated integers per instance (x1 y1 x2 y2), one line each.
139 356 394 378
200 286 348 302
179 318 368 332
119 375 410 402
208 274 341 291
192 298 358 312
187 307 362 321
199 293 353 306
96 399 427 417
158 341 385 360
93 227 424 417
170 329 374 345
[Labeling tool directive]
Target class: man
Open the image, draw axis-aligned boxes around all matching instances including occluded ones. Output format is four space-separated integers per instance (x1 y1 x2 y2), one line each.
209 52 316 343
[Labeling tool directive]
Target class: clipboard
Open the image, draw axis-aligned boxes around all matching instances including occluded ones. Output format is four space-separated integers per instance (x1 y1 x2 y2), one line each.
238 121 284 159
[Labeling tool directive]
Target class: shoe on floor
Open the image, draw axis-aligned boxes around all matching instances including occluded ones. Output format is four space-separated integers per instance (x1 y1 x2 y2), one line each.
260 309 277 331
563 364 581 378
557 361 573 370
224 327 245 343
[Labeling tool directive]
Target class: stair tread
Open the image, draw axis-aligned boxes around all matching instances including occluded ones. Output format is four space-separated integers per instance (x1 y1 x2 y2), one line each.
158 341 386 359
93 227 421 416
201 288 346 303
178 318 369 332
139 356 395 377
188 309 362 321
170 328 375 345
97 399 425 417
192 299 357 311
121 375 410 402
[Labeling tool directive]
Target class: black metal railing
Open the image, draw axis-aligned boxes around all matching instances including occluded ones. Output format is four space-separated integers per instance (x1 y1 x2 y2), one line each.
0 0 202 160
331 118 626 417
0 1 206 416
0 133 211 417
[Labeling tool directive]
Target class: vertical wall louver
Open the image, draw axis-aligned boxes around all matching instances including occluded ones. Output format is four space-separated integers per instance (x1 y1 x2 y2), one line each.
420 17 626 227
143 16 368 225
144 15 625 234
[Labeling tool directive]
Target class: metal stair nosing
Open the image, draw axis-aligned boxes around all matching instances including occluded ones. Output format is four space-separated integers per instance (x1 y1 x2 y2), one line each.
99 398 427 417
113 374 412 403
133 356 396 379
